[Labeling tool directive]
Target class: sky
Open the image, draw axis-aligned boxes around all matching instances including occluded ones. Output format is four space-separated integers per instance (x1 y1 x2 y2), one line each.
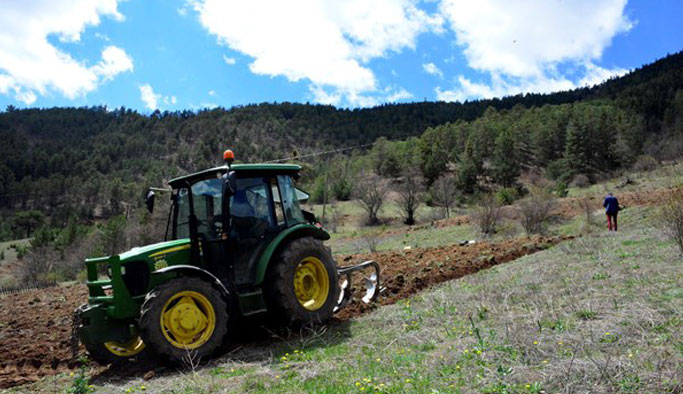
0 0 681 112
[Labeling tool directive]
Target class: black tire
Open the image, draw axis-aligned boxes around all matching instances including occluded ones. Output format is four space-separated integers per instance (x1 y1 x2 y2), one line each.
83 336 147 366
139 277 228 363
264 237 339 325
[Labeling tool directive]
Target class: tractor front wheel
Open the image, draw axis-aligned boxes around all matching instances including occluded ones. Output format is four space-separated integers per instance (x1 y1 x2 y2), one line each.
139 277 228 363
265 237 339 325
84 336 146 365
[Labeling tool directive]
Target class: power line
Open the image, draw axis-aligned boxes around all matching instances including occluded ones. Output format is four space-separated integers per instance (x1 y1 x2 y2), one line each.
264 134 413 164
264 142 375 163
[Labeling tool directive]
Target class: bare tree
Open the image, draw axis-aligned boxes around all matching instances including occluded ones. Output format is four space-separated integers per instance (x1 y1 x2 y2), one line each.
18 246 56 284
472 194 502 235
577 196 595 226
353 172 390 225
518 190 555 235
431 174 458 218
395 168 424 225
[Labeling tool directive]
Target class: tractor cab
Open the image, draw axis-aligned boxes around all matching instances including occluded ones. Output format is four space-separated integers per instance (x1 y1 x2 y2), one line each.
159 162 314 290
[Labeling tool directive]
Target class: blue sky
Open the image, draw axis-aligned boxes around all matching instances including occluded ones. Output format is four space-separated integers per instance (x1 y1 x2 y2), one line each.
0 0 681 112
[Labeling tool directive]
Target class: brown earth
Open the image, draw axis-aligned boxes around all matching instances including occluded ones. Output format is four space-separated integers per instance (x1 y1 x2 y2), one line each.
0 234 570 389
0 284 86 389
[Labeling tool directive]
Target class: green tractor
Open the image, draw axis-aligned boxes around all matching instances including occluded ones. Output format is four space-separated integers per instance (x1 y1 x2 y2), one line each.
73 151 380 364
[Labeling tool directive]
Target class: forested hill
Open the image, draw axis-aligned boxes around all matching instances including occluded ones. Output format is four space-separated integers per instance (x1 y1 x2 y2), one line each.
0 50 682 234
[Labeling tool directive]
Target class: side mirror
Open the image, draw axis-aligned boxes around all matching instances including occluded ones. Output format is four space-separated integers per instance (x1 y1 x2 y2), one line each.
145 189 155 213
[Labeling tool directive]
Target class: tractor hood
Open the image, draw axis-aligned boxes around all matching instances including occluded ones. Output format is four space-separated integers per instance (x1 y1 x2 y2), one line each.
118 238 191 263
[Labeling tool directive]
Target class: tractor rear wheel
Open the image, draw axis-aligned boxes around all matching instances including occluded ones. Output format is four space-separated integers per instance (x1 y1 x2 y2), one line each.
139 277 228 363
265 237 339 325
84 335 146 365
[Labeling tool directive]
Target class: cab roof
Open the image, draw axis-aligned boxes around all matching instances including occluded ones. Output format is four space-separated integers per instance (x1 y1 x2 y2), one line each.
168 163 302 188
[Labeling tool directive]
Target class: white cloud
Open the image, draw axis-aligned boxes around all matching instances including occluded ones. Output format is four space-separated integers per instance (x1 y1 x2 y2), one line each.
223 55 236 65
422 62 443 77
139 84 159 110
437 0 632 101
92 46 134 81
435 62 630 103
139 84 177 110
310 84 413 107
0 0 131 104
386 87 413 102
192 0 442 106
208 90 217 96
440 0 632 77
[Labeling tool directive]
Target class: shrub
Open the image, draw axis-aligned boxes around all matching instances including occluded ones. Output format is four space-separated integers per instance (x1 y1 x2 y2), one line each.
18 246 55 284
495 187 520 205
659 193 683 254
361 235 380 253
577 196 595 227
517 191 556 235
472 194 502 235
570 174 591 188
15 244 29 259
309 176 326 204
554 181 568 197
632 155 658 172
331 178 352 201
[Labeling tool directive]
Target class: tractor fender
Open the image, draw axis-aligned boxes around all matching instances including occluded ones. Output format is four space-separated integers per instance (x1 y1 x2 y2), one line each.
150 265 230 299
253 224 330 286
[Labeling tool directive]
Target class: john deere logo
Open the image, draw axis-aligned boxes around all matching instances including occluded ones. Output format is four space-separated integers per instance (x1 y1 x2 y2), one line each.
154 259 168 270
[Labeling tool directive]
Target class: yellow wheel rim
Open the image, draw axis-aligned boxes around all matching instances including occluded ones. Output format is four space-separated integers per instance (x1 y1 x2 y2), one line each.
160 290 216 350
104 336 145 357
293 257 330 311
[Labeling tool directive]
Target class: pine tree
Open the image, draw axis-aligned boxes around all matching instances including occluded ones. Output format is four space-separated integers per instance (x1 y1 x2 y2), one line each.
492 130 520 187
564 120 589 176
457 138 480 193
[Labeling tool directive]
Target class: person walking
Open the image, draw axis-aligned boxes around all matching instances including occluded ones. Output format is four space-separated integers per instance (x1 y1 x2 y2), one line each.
603 192 620 231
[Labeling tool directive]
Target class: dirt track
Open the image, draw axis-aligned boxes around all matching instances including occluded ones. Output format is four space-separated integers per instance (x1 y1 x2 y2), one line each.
0 234 571 389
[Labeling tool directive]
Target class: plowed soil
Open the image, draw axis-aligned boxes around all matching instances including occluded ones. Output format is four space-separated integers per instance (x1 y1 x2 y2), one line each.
335 235 569 320
0 284 86 388
0 234 571 389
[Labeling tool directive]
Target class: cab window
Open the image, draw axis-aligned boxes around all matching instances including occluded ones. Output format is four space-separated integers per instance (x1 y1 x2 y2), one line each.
270 179 286 226
277 175 305 225
174 177 223 239
229 177 276 238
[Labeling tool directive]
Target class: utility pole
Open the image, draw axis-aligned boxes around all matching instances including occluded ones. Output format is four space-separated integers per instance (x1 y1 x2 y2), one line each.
321 156 330 224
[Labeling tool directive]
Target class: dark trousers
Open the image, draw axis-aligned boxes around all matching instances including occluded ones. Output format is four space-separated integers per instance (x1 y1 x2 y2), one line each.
606 212 618 231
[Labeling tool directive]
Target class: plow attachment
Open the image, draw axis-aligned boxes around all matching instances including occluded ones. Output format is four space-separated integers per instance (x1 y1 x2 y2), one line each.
334 260 381 313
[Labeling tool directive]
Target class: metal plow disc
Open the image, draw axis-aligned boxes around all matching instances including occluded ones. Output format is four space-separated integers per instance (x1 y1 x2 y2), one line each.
334 260 381 313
